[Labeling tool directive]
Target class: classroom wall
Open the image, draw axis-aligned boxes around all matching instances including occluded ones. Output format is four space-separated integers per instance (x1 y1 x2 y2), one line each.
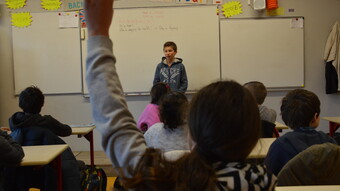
0 0 340 151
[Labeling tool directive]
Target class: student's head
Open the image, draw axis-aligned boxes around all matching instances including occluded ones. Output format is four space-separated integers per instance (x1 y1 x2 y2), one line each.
163 41 177 60
19 86 44 114
150 82 170 105
159 91 188 129
244 81 267 105
189 80 261 162
281 89 320 130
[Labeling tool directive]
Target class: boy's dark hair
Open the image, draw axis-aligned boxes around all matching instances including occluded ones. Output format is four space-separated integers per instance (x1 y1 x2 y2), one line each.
244 81 267 105
19 86 44 114
280 89 320 130
163 41 177 52
150 82 170 105
159 91 188 129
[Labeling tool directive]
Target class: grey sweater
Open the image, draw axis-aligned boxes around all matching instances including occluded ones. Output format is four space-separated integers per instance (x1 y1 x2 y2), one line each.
86 36 147 177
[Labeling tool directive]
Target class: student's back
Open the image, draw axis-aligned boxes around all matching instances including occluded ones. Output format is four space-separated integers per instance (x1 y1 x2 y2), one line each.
137 82 170 132
264 89 338 176
8 86 72 137
144 91 189 152
244 81 277 123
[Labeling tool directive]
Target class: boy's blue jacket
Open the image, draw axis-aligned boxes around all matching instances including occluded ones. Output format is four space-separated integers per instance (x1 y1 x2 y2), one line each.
153 57 188 93
264 127 338 176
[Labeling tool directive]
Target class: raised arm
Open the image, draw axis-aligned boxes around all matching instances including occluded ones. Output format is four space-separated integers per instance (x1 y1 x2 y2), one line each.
84 0 147 177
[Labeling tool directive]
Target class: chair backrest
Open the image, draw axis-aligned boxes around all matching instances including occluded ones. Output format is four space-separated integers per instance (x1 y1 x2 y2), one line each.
261 120 278 138
277 143 340 186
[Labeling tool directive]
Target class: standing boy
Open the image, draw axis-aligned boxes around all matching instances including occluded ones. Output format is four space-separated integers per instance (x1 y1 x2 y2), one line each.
153 41 188 93
264 89 338 176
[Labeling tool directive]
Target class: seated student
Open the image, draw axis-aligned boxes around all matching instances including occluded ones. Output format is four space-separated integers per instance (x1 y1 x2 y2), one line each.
5 86 80 191
137 82 170 132
244 81 277 123
144 91 189 152
264 89 338 176
0 128 24 191
8 86 71 136
84 1 277 190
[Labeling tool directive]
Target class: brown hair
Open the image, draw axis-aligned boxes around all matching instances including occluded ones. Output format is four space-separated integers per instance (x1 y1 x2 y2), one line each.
122 81 261 190
280 89 320 129
163 41 177 52
150 82 170 105
159 92 188 129
244 81 267 105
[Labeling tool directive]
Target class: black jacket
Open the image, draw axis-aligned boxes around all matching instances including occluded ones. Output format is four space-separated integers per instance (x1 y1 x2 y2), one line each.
0 130 24 191
9 112 72 137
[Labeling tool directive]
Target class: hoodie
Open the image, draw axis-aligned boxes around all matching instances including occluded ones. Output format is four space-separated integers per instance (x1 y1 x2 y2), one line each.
9 112 71 137
153 57 188 93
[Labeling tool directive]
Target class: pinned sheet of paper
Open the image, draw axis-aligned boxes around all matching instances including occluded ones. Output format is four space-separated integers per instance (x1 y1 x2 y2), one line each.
6 0 26 9
41 0 62 11
11 12 32 28
291 17 303 29
58 12 79 28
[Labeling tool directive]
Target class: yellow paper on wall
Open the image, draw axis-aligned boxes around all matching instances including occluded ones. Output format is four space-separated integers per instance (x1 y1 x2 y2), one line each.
222 1 243 18
6 0 26 9
11 12 32 28
266 7 284 16
41 0 62 11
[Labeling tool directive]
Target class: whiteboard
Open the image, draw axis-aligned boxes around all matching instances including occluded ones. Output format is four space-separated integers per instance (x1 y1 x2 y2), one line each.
12 12 82 94
220 18 304 88
82 5 220 94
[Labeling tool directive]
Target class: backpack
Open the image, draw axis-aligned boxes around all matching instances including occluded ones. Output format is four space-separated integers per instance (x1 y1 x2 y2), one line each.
81 165 107 191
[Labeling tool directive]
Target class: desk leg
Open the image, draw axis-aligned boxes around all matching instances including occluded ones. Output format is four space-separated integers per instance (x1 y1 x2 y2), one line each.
53 155 63 191
329 122 339 137
84 131 95 167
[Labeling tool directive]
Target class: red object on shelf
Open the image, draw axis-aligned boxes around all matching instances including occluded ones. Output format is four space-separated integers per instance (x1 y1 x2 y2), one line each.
266 0 278 10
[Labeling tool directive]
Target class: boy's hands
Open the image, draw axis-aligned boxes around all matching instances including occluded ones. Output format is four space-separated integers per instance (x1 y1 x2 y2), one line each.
84 0 114 37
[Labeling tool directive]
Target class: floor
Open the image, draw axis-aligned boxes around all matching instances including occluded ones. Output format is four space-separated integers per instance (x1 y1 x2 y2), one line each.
74 151 118 177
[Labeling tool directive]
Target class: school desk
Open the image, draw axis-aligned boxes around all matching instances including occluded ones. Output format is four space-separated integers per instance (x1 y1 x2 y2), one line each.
71 124 96 167
276 185 340 191
247 138 276 159
21 144 68 191
322 117 340 137
275 121 289 130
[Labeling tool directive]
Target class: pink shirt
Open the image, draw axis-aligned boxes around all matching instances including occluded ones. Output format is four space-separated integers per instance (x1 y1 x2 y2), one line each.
137 104 160 132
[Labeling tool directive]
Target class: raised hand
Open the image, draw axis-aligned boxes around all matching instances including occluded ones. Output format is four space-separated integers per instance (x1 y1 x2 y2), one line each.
84 0 114 37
